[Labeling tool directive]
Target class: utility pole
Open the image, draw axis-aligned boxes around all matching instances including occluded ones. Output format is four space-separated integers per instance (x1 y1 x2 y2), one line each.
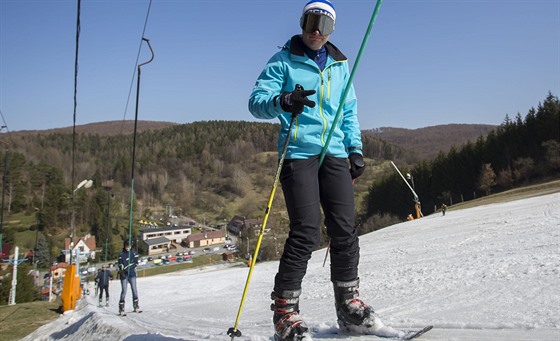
2 246 27 305
0 127 9 255
102 180 113 262
33 208 40 269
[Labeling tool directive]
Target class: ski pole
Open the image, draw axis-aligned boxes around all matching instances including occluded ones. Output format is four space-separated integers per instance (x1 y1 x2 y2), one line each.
228 85 306 340
319 0 383 165
319 0 384 265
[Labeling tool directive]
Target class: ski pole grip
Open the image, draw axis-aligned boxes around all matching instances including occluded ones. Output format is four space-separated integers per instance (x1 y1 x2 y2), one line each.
291 84 304 118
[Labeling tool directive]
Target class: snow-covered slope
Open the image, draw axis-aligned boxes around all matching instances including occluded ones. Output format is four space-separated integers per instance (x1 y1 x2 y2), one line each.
22 193 560 341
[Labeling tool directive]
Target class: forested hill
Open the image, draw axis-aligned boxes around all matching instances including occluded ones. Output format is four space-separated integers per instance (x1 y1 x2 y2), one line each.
361 93 559 227
364 124 496 161
3 93 557 266
1 119 490 230
8 120 178 136
1 120 406 232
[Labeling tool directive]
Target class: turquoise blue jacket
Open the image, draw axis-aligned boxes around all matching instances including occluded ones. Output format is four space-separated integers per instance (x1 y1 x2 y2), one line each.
118 249 138 279
249 35 363 159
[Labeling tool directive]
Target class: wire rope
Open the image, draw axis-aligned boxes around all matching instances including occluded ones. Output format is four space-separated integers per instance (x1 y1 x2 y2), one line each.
119 0 153 135
69 0 81 264
123 0 154 261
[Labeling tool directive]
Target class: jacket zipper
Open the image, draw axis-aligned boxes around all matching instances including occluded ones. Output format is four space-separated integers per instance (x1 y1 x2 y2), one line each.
320 73 327 145
294 61 340 144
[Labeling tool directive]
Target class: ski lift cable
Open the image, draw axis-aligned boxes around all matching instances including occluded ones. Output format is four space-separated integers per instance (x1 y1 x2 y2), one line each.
118 0 154 135
69 0 82 264
0 110 10 134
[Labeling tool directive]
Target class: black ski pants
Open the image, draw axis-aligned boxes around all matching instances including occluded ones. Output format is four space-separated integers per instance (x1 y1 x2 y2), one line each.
274 155 360 292
99 285 109 301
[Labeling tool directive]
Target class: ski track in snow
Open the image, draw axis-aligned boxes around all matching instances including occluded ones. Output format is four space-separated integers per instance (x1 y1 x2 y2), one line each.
21 193 560 341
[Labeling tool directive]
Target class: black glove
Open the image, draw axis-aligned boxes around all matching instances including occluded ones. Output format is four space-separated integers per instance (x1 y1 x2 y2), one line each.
280 87 316 116
349 153 366 180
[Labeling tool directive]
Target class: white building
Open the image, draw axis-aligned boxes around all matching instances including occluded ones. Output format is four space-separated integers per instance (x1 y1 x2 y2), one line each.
140 226 192 255
63 234 96 263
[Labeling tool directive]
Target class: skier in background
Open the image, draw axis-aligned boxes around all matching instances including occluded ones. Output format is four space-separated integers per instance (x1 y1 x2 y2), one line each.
441 204 448 216
248 1 376 339
95 264 113 307
117 240 140 315
94 268 101 296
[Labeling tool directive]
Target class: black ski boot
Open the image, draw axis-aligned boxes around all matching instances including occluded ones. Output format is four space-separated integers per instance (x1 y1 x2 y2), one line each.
271 289 311 341
118 301 125 316
333 279 424 338
333 278 382 334
133 299 141 313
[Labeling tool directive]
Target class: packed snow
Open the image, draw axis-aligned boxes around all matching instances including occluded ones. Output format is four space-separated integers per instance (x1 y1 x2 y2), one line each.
22 192 560 341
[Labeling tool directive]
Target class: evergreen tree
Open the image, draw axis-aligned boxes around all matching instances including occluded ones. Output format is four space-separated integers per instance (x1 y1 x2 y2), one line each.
35 232 51 268
0 263 39 305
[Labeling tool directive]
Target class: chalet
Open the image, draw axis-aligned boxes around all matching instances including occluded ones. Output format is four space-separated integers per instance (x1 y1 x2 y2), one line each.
227 216 263 235
63 234 96 263
50 262 69 280
222 251 234 262
184 230 225 248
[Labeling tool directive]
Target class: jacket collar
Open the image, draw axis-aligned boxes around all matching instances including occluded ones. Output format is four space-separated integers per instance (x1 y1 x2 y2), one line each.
289 35 347 62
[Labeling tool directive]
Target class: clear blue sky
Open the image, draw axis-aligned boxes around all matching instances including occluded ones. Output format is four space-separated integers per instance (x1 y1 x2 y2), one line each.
1 0 558 132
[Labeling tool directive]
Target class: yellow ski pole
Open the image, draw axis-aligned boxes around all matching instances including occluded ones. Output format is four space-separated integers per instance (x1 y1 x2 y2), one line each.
228 85 306 339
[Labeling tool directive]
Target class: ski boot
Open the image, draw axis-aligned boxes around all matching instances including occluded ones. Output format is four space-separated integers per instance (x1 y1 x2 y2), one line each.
333 278 383 334
118 301 126 316
98 298 103 307
333 279 426 339
271 289 311 341
133 299 141 313
105 298 110 307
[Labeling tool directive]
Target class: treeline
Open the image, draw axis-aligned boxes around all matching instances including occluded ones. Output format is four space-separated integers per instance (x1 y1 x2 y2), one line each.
4 121 401 221
361 93 560 226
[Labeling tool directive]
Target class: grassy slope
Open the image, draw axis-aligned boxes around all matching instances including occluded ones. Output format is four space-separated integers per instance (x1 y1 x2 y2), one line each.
0 299 62 341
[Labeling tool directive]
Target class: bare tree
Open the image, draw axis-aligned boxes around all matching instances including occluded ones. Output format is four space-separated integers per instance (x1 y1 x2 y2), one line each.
513 157 534 183
478 163 496 196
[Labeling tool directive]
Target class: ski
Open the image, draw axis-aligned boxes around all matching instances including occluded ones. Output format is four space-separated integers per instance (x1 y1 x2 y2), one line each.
273 331 313 341
120 310 142 315
402 325 433 340
311 324 432 340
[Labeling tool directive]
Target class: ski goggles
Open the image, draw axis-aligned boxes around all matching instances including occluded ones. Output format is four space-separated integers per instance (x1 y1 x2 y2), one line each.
300 12 335 36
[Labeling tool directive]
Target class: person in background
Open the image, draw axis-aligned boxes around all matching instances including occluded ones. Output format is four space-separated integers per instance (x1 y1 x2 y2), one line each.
95 264 113 307
248 1 375 339
94 268 101 296
117 240 140 314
